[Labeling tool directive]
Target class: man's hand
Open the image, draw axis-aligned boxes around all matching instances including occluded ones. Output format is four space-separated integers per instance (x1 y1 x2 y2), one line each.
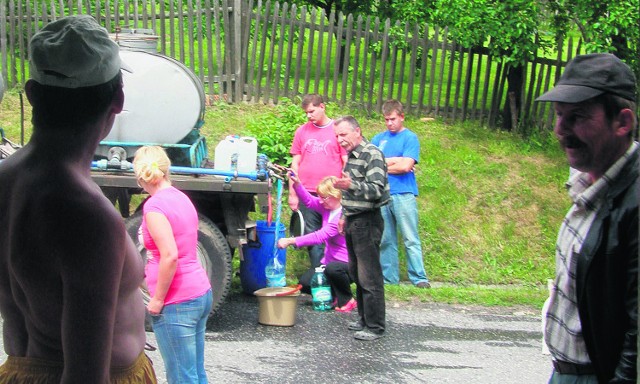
333 171 352 190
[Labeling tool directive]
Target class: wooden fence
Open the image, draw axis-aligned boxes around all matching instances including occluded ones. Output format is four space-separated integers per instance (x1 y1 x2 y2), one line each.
0 0 584 130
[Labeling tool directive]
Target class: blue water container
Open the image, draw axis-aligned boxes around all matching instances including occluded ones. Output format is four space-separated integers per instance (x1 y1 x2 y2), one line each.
240 220 286 294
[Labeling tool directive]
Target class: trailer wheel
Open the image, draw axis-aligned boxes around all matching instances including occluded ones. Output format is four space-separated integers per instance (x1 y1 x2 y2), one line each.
124 211 233 318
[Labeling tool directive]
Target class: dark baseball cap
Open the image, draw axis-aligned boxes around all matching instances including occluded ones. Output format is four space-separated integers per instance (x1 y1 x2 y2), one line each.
536 53 636 103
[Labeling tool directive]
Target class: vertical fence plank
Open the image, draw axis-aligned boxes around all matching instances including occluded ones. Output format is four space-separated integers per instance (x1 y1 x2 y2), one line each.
487 61 504 127
273 1 288 102
313 9 325 95
358 15 370 108
213 0 225 100
195 0 205 93
350 15 362 104
293 6 306 98
366 17 380 112
405 23 419 114
340 13 353 104
387 20 399 101
434 28 448 117
203 0 215 99
255 0 271 102
461 47 474 122
330 11 343 101
263 1 280 103
0 2 7 88
322 10 334 97
396 21 409 101
246 0 261 101
444 42 457 119
303 7 316 96
375 18 390 112
471 51 483 120
479 54 493 126
452 45 465 120
8 0 16 87
283 3 296 100
222 0 234 99
17 0 26 85
416 26 429 115
186 0 195 70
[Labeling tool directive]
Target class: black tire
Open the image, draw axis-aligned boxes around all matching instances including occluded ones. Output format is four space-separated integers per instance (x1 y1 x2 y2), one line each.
124 211 233 318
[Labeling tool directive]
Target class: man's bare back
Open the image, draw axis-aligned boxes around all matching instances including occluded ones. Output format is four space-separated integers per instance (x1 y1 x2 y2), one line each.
0 15 151 383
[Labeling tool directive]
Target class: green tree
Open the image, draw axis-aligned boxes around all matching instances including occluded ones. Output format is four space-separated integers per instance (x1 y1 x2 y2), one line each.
546 0 639 80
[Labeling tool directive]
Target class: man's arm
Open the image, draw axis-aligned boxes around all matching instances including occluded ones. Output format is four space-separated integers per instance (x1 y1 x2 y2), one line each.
614 207 638 381
288 154 302 211
385 156 416 174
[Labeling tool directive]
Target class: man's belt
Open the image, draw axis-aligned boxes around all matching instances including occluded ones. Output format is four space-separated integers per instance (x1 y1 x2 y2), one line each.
552 360 596 375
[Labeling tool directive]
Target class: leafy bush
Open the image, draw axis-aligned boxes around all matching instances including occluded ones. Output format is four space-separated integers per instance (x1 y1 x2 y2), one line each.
244 98 306 167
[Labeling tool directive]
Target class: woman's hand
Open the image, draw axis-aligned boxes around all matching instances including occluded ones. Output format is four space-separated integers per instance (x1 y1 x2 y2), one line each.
147 297 165 315
277 237 296 249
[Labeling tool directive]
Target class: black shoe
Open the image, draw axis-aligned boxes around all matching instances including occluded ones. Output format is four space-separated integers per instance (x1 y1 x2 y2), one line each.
348 320 364 331
416 282 431 288
354 329 385 341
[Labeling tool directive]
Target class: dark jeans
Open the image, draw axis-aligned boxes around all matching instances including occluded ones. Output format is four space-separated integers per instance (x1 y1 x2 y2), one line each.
345 209 385 334
298 202 324 268
298 261 353 307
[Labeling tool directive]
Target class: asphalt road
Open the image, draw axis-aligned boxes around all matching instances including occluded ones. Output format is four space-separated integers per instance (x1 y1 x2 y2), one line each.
1 291 552 383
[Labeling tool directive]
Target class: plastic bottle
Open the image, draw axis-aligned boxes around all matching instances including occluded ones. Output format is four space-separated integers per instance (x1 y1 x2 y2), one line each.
265 256 286 288
310 266 333 311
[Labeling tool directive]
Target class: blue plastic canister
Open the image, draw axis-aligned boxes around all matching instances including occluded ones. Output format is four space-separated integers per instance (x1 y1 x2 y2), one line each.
240 221 286 294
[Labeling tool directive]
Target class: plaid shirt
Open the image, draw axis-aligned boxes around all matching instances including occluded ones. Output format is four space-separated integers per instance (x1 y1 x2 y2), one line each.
545 142 639 364
341 140 390 216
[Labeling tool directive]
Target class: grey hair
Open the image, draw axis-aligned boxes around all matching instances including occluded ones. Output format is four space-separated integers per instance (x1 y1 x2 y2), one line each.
334 115 360 131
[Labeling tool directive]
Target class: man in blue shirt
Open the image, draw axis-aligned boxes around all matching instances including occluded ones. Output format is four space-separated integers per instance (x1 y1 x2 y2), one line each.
372 100 430 288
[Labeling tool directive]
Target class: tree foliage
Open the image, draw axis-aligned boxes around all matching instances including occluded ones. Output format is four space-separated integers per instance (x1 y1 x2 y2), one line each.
546 0 639 78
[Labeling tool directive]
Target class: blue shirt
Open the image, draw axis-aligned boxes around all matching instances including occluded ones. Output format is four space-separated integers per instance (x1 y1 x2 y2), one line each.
371 128 419 196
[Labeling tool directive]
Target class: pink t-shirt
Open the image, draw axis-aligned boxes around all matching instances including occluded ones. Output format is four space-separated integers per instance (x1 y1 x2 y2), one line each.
290 121 346 191
141 187 211 305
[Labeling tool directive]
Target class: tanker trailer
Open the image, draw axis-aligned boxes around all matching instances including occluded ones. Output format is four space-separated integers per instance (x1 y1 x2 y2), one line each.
91 48 271 318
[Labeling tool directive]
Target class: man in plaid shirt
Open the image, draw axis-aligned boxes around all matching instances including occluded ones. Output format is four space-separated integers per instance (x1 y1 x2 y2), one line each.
333 116 390 341
537 53 638 383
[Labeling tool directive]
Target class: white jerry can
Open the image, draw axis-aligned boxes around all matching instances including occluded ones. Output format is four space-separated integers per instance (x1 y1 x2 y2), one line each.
214 136 258 173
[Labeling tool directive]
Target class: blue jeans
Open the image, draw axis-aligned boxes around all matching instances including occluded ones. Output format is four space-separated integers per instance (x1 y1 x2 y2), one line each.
380 193 429 285
152 289 213 384
345 209 385 334
548 370 598 384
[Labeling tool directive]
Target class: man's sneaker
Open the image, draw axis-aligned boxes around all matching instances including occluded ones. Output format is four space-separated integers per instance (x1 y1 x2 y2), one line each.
416 282 431 288
354 329 385 341
335 298 357 313
347 320 364 331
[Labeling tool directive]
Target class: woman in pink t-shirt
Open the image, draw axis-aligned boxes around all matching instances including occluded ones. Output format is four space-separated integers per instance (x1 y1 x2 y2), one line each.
133 146 212 384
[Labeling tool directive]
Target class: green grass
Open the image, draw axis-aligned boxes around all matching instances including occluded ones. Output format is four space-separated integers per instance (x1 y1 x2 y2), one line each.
0 92 568 310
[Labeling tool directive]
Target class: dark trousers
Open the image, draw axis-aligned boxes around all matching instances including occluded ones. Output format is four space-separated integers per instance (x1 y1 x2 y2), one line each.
298 261 353 307
298 202 324 268
345 209 385 334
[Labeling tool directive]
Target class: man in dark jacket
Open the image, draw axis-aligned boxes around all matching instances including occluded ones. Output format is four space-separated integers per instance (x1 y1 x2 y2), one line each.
537 53 638 383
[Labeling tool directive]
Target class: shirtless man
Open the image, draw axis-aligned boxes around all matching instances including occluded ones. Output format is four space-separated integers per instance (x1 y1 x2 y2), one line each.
0 16 155 383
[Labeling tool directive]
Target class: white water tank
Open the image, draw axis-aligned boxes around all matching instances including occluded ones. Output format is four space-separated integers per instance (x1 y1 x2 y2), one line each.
105 50 205 144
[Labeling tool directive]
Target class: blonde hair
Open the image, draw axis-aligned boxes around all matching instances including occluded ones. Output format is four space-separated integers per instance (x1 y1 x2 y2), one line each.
316 176 341 199
133 146 171 184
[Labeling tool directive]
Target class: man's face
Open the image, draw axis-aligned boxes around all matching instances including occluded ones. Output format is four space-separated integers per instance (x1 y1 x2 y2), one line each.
334 122 361 152
553 100 624 178
303 103 326 125
384 111 404 133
